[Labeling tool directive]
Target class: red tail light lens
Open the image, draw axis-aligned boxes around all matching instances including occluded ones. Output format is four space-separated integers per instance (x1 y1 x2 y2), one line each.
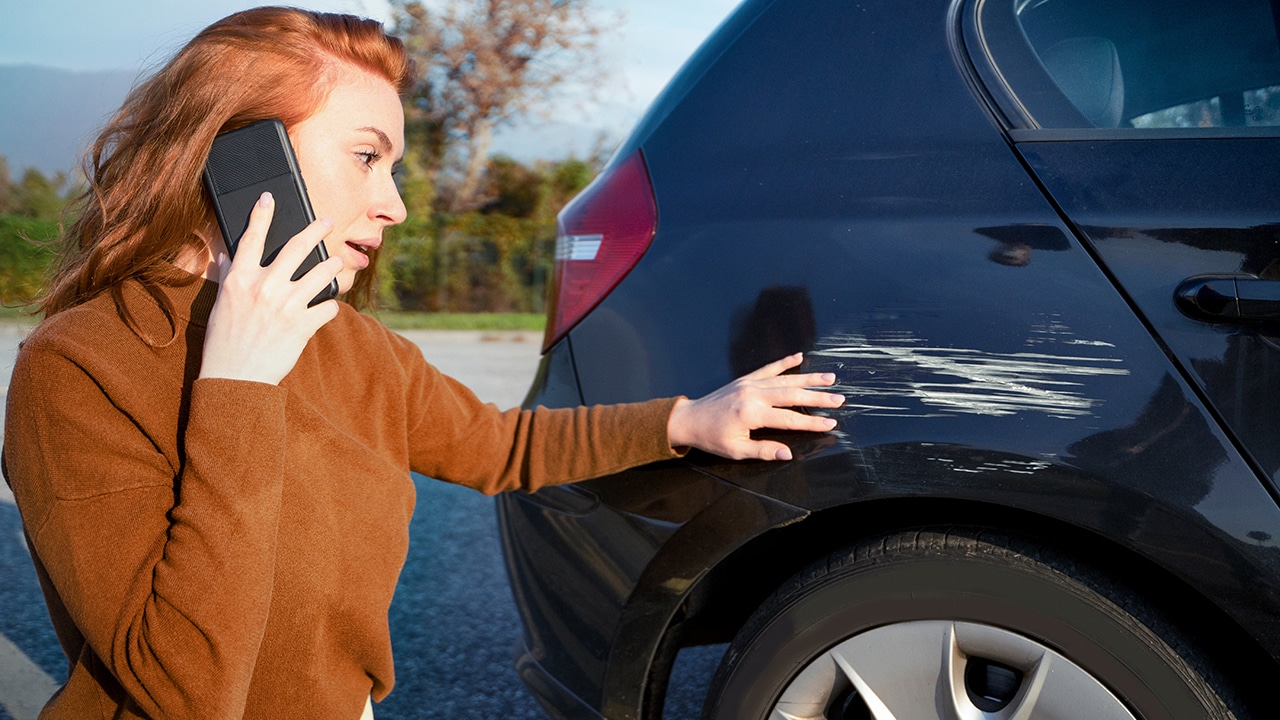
543 150 657 351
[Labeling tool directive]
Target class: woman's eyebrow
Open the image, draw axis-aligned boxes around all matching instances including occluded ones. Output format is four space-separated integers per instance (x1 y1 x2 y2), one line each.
358 126 395 155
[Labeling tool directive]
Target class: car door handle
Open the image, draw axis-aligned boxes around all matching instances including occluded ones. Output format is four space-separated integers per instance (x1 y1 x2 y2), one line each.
1175 275 1280 323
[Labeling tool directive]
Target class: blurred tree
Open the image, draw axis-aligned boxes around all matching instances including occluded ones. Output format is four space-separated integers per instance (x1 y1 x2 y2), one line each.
398 84 448 215
0 156 14 215
542 156 594 216
0 215 58 303
13 167 68 219
391 0 616 212
383 214 440 310
484 155 543 218
382 154 595 313
0 162 77 304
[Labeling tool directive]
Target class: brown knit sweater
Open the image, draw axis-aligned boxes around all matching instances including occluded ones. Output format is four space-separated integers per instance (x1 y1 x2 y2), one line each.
2 272 680 719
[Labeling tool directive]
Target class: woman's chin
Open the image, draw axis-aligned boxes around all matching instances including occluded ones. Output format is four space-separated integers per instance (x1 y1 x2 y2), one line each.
327 267 357 296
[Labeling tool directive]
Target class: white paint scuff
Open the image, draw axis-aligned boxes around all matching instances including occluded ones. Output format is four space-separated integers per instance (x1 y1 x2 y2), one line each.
813 328 1128 420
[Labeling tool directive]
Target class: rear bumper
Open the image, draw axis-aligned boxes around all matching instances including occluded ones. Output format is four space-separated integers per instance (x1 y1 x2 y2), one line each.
515 641 606 720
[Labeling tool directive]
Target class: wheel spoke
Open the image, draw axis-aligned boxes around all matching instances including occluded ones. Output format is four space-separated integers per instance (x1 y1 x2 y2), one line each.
770 709 818 720
772 654 838 720
1000 652 1136 720
770 621 1139 720
830 651 902 719
951 621 1136 720
826 622 951 719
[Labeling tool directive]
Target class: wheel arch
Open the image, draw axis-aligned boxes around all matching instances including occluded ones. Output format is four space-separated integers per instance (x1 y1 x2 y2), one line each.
639 495 1280 718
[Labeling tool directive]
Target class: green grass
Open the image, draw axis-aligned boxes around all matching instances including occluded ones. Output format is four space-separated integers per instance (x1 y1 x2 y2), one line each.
0 302 40 323
366 311 546 331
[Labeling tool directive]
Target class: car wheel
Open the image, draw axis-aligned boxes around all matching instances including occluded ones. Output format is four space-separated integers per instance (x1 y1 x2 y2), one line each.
701 527 1241 720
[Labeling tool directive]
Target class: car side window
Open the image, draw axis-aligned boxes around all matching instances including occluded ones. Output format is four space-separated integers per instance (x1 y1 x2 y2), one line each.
972 0 1280 131
1129 87 1280 129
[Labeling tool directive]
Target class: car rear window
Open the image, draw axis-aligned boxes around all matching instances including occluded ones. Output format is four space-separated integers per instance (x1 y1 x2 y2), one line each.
980 0 1280 129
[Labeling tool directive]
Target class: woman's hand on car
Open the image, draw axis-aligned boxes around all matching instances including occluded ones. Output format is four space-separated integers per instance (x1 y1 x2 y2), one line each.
198 192 344 385
666 352 844 461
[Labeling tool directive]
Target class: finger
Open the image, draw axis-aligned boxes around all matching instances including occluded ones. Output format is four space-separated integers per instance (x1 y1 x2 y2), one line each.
231 192 276 268
760 407 839 433
267 217 334 280
303 289 342 328
294 254 344 303
746 440 794 462
757 386 845 409
748 371 838 390
798 371 838 388
742 352 805 381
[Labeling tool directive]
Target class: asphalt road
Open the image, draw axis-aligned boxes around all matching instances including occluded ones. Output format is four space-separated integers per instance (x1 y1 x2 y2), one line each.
0 324 722 719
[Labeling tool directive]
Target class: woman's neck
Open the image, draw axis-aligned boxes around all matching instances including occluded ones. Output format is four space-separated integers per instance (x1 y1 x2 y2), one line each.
174 227 227 280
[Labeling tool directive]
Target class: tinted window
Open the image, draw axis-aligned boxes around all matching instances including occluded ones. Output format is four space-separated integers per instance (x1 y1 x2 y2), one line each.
1129 87 1280 129
993 0 1280 129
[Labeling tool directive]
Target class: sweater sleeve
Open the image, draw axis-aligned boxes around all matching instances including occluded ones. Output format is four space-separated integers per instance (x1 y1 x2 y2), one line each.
401 350 684 495
4 348 288 720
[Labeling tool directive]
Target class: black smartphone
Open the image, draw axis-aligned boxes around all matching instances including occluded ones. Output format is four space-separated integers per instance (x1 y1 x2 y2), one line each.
203 118 338 306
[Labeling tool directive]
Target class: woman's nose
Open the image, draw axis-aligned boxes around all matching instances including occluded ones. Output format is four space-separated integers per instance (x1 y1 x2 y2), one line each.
373 174 407 225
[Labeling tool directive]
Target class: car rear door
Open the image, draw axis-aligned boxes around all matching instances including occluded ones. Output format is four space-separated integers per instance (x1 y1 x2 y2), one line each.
967 0 1280 491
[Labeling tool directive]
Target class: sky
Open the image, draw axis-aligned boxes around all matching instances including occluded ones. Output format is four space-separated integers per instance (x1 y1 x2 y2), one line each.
0 0 742 162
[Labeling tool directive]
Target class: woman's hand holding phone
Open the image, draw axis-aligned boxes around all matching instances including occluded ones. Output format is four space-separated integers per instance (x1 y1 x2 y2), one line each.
198 192 343 385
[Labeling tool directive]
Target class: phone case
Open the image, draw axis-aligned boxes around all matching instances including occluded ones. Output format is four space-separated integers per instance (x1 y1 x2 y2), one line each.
203 119 338 305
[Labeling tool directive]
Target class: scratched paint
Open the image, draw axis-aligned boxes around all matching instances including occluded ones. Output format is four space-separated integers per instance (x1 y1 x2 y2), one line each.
812 322 1128 420
925 456 1054 475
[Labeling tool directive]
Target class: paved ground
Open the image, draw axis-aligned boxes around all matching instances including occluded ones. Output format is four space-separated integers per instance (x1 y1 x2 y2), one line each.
0 324 722 719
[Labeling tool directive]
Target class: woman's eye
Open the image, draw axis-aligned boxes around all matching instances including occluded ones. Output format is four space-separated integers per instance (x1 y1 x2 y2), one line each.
358 151 382 168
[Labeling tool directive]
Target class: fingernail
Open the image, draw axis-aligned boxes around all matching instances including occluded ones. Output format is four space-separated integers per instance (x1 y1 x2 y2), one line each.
821 373 835 383
824 418 837 429
776 447 793 461
258 192 273 207
832 394 845 406
321 217 334 227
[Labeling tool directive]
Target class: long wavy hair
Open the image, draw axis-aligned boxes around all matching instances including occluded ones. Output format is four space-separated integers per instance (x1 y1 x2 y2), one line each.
39 7 415 324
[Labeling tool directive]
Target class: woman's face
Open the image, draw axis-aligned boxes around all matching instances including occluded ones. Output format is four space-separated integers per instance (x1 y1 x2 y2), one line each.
289 64 407 294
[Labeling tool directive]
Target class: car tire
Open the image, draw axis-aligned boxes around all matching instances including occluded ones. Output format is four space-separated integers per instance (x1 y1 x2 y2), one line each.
700 527 1242 720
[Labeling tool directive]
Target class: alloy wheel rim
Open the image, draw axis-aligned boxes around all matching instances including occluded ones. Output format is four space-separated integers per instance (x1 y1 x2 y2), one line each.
770 620 1136 720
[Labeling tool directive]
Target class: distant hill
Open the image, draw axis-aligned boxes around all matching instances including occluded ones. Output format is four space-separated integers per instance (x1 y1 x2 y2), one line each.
0 64 618 181
0 65 139 177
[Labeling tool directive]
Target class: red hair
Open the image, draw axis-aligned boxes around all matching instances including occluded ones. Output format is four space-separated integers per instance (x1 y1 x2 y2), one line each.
40 6 415 321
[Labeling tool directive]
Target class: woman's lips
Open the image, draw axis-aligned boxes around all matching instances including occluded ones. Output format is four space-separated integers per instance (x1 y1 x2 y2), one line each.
345 239 378 269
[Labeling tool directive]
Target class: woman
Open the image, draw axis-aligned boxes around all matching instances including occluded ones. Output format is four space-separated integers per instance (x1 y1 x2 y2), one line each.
2 7 843 719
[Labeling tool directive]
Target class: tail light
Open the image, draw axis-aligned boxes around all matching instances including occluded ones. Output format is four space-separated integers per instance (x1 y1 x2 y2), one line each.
543 150 657 351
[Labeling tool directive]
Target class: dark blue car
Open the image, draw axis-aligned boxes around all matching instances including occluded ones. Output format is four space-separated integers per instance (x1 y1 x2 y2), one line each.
498 0 1280 717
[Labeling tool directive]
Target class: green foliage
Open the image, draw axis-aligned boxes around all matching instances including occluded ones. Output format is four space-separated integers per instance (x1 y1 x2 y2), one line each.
368 310 544 331
382 214 439 311
485 156 543 218
13 167 70 219
0 215 58 303
381 154 595 314
548 158 595 208
0 158 73 304
0 144 594 317
0 157 14 215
